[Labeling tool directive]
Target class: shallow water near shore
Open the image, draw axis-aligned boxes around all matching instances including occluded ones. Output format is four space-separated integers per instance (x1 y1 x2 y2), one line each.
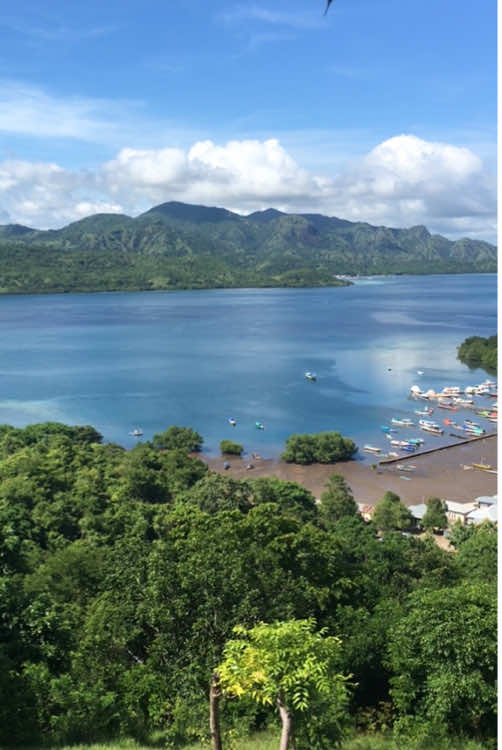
0 274 496 462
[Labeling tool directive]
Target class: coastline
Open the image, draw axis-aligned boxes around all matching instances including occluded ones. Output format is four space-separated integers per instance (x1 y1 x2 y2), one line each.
201 434 497 505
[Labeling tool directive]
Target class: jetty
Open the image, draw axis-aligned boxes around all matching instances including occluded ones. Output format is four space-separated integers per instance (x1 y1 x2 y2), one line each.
378 431 497 465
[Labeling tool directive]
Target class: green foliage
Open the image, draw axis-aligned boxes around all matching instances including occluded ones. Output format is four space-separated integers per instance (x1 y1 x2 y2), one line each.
388 582 497 744
220 439 244 455
281 432 357 465
457 335 497 374
0 419 496 748
372 492 413 532
218 619 351 748
0 202 495 295
319 474 358 526
151 425 203 452
421 496 447 532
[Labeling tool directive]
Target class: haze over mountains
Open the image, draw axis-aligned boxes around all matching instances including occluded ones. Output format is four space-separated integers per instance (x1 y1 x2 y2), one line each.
0 201 496 294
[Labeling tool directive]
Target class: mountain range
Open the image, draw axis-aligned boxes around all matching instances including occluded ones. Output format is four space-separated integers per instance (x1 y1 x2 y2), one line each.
0 201 496 294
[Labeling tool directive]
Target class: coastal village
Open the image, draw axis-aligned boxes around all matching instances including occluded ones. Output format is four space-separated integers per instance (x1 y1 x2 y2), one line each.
207 375 498 541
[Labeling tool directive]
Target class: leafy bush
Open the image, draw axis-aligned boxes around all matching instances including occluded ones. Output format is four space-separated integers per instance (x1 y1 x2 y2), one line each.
152 425 203 452
457 334 497 373
281 431 357 464
220 440 243 456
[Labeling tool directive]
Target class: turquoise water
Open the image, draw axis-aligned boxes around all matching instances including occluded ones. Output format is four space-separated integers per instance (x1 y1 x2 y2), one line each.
0 275 496 462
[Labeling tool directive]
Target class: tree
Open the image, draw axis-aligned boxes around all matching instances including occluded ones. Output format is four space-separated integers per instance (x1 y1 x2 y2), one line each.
251 477 317 522
388 582 497 744
421 496 447 533
281 432 357 465
151 425 203 452
454 521 497 583
217 619 350 750
318 474 357 526
372 491 412 533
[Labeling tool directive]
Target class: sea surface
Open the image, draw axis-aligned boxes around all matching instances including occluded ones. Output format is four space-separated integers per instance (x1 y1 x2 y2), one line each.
0 274 496 463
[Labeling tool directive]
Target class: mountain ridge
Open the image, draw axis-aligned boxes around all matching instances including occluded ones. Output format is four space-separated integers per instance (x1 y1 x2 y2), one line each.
0 201 496 294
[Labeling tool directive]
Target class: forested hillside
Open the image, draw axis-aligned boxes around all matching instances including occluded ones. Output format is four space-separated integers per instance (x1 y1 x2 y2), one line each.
0 422 496 748
0 201 496 294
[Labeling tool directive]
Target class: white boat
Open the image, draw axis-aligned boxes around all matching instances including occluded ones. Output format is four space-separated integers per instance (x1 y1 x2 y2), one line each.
305 371 317 381
363 445 381 453
419 422 443 435
130 428 143 437
228 417 237 426
414 408 434 416
391 417 414 426
416 370 424 375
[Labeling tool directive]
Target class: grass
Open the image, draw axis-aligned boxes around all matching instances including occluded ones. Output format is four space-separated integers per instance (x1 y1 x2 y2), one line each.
29 730 492 750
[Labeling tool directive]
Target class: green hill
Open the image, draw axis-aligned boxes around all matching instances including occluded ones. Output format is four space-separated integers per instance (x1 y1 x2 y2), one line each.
0 201 496 294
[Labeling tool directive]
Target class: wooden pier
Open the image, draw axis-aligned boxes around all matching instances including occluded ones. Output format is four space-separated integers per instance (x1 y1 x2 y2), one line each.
378 431 497 465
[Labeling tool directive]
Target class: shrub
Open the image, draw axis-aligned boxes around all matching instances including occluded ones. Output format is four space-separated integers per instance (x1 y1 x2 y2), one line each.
220 440 243 456
281 431 357 465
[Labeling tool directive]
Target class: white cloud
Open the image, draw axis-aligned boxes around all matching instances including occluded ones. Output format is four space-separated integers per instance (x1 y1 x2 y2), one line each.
220 5 324 29
0 134 496 241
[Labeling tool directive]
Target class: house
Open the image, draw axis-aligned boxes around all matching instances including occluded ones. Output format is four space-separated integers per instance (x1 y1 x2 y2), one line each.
358 503 375 522
474 495 497 507
466 504 498 525
445 501 477 525
408 503 427 530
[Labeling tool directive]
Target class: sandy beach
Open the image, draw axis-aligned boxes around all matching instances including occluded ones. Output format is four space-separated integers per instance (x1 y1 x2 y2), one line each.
203 434 497 506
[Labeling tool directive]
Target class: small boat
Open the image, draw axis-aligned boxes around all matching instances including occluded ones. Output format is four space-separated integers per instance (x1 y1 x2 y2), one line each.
228 417 237 426
397 464 416 471
419 421 443 435
407 438 424 446
414 408 433 416
363 445 381 454
255 421 265 430
437 401 457 411
391 417 414 426
416 370 424 375
472 462 492 471
401 445 417 452
453 397 474 406
130 428 143 437
388 451 399 458
305 372 317 381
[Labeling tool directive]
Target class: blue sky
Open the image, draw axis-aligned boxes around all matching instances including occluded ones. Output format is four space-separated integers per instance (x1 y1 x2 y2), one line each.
0 0 496 240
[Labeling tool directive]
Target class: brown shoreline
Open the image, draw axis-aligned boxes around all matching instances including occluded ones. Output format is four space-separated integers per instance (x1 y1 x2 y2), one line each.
202 434 497 506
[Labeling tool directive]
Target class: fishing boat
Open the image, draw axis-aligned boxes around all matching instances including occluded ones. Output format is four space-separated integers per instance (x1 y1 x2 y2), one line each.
255 422 265 430
472 462 492 471
228 417 237 426
417 370 424 375
401 444 417 452
453 397 474 406
305 371 317 381
397 464 416 471
419 420 443 434
387 451 399 458
407 438 424 446
414 408 434 416
130 428 143 437
363 445 381 454
437 401 457 410
391 417 414 426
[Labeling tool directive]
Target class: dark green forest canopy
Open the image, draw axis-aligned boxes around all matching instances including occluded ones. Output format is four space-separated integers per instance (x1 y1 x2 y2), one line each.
0 201 496 294
457 334 497 374
0 421 496 748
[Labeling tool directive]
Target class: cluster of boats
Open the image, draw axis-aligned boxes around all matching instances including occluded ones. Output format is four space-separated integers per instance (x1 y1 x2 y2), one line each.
363 379 497 458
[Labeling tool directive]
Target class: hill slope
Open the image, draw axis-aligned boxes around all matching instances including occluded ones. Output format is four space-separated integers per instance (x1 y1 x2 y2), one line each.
0 201 496 294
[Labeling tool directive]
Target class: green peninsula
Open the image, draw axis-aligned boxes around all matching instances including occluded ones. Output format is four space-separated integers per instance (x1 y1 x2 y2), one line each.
0 201 496 294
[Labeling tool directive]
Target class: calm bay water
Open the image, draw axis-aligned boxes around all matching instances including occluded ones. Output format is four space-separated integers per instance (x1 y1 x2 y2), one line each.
0 274 496 462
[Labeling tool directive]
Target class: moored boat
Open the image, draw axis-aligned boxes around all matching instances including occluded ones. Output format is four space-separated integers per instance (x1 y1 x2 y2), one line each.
305 371 317 381
363 445 381 454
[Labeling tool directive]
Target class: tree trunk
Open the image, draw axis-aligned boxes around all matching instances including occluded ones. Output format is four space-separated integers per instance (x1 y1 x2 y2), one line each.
210 672 223 750
277 696 293 750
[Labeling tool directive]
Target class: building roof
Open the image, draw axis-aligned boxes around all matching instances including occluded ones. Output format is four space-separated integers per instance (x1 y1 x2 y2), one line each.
446 501 477 516
475 495 497 506
468 504 498 524
408 503 427 520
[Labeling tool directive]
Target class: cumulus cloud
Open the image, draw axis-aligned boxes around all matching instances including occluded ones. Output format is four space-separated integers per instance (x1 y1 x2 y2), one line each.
0 134 496 241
